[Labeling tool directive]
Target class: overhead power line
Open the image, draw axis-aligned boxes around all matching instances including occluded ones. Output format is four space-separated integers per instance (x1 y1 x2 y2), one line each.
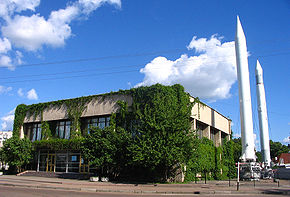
0 51 289 84
1 69 139 84
3 49 187 69
0 40 289 70
0 64 143 80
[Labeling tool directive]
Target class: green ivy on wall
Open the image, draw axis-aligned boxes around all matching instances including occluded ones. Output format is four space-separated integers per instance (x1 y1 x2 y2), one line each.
41 121 52 140
13 90 131 137
33 138 84 151
13 104 28 137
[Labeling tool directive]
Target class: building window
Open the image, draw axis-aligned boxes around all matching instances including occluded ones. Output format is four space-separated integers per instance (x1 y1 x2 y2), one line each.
210 129 215 142
196 129 203 139
196 121 207 139
30 123 42 142
130 119 142 138
221 132 227 146
71 156 77 162
85 116 110 133
56 120 71 139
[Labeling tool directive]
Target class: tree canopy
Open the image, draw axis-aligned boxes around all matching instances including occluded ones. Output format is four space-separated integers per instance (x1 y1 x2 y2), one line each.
81 84 196 181
81 126 131 179
1 137 32 173
270 140 289 159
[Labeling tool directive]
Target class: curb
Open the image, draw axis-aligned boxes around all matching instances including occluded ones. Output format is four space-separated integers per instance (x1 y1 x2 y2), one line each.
0 182 289 195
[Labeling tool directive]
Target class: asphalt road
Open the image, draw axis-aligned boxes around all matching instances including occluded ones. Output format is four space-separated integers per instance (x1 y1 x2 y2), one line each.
0 185 285 197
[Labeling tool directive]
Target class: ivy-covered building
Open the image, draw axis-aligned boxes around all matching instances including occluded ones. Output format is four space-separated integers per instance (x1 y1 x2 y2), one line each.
13 85 231 175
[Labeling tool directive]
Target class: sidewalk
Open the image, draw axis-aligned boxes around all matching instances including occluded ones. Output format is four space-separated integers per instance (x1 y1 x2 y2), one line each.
0 175 290 195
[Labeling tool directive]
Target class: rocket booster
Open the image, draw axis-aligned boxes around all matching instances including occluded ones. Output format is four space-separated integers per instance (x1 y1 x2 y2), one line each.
235 16 256 162
255 60 271 166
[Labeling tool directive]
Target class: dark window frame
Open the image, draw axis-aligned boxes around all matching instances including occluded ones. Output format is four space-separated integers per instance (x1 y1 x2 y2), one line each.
24 122 42 141
83 115 110 133
56 120 71 139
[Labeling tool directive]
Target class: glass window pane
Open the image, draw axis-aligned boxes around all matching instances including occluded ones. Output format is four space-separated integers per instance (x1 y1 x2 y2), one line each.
37 127 42 141
106 117 110 127
29 125 33 139
59 126 64 139
32 127 37 142
60 121 65 126
99 122 105 129
71 156 77 162
56 125 59 137
99 117 105 122
65 125 70 139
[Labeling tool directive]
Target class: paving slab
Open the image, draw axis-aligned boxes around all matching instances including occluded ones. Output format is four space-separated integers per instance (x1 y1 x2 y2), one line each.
0 175 289 195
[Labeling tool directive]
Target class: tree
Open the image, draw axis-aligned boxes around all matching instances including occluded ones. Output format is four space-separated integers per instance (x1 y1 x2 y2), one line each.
81 126 131 179
127 84 194 181
214 146 223 180
270 140 289 159
0 148 5 169
256 151 262 162
184 136 200 183
196 138 215 182
223 140 236 179
232 138 242 163
2 137 32 173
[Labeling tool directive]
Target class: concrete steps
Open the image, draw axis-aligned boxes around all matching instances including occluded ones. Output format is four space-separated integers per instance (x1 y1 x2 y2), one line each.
17 170 92 180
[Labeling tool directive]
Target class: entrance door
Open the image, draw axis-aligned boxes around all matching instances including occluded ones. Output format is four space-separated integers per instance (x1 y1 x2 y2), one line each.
46 154 56 172
79 155 89 173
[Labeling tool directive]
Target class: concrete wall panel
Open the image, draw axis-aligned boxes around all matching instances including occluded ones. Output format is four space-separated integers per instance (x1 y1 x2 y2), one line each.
23 95 133 123
191 97 231 134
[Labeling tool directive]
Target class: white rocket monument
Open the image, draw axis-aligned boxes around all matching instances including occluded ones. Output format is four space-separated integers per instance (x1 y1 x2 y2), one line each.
255 60 271 167
235 16 256 162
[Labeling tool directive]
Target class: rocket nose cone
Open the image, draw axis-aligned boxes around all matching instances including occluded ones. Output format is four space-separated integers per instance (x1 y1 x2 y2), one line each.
237 15 241 25
256 59 263 75
236 16 245 39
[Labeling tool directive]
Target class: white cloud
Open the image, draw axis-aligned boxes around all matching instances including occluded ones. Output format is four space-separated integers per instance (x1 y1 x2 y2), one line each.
27 88 38 100
2 0 121 51
79 0 121 14
17 88 24 96
0 85 12 94
49 5 79 25
0 0 40 19
1 108 15 131
15 50 23 64
0 37 12 53
0 37 22 70
137 35 236 101
283 136 290 144
2 14 74 51
0 0 121 67
0 55 12 68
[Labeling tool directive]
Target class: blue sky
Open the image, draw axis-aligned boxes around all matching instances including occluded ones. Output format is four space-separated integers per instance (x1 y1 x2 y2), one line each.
0 0 289 148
